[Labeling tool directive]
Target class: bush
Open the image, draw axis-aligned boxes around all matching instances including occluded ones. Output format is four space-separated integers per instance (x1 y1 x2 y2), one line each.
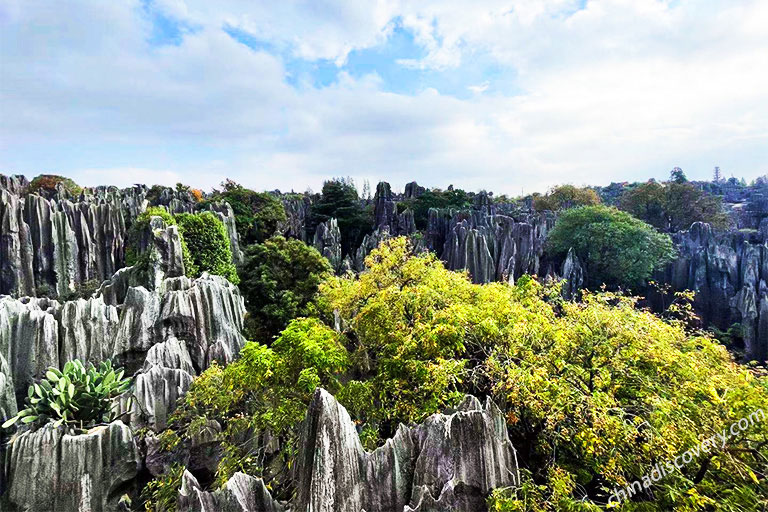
533 185 601 212
28 174 82 198
238 236 332 339
176 212 238 284
2 360 131 430
207 180 286 245
125 207 194 275
548 205 676 288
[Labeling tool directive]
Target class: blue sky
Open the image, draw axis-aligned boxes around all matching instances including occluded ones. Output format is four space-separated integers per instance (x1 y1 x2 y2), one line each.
1 0 767 194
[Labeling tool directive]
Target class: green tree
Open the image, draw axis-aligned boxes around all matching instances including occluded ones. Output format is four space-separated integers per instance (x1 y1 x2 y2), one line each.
670 166 688 183
310 179 372 256
618 181 667 230
176 212 238 284
548 205 676 288
533 185 601 212
208 180 286 245
238 236 332 339
619 181 729 232
665 182 729 231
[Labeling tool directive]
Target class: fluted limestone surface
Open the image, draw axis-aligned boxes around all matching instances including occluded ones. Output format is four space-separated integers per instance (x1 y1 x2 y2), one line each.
314 218 343 272
0 178 147 298
279 195 313 243
374 181 396 230
178 471 284 512
561 248 585 300
1 175 242 299
294 388 519 512
2 421 141 512
438 211 553 284
0 216 246 432
653 222 768 360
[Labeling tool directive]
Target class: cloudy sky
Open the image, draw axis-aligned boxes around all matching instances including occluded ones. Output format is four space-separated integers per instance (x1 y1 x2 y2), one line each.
1 0 767 195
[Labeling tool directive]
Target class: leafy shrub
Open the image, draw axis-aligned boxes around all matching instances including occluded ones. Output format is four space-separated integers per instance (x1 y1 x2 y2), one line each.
28 174 82 198
125 207 194 274
2 360 131 430
140 463 185 512
533 185 601 212
238 236 332 339
548 205 676 289
206 180 286 245
164 318 348 494
176 212 238 284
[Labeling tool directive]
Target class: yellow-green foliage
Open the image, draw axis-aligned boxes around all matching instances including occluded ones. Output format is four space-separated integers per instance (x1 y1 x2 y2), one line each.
125 207 194 274
149 237 767 511
166 318 348 494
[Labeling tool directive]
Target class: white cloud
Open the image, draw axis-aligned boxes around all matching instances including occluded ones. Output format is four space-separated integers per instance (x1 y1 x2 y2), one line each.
1 0 767 195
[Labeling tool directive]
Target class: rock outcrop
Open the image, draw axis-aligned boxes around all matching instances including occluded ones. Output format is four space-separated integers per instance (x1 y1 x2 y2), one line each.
0 174 241 299
313 218 343 272
436 210 553 284
0 216 246 432
652 222 768 360
2 421 141 512
178 470 284 512
293 389 519 512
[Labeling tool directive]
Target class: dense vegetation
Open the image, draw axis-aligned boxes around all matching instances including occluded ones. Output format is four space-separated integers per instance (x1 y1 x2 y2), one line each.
176 211 239 284
548 205 677 289
205 180 286 245
148 238 767 511
533 185 602 212
238 236 332 339
125 207 238 284
619 181 729 232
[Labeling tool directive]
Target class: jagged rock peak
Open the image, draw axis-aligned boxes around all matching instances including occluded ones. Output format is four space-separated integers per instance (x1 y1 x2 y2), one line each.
178 470 285 512
294 388 519 512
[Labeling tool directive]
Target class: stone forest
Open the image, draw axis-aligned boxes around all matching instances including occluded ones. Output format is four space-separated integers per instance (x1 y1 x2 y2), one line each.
0 171 766 511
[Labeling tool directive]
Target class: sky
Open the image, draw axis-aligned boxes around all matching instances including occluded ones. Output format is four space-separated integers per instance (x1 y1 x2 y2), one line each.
1 0 767 195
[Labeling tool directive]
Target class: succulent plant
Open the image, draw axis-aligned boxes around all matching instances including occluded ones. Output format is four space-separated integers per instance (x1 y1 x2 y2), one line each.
2 359 132 430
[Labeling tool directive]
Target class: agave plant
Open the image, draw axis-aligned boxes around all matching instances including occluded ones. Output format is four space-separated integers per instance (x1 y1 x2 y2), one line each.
2 359 132 430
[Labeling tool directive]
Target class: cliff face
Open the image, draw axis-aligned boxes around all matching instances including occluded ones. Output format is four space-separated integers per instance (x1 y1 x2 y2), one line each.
652 222 768 361
432 209 555 285
0 175 241 299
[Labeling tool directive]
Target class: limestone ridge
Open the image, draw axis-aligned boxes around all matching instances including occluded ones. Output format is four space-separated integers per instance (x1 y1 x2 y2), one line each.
176 388 519 512
294 388 519 512
0 207 246 511
652 221 768 360
0 174 241 299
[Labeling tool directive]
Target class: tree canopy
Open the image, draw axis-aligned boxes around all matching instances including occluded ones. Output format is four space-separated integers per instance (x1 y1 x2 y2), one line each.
238 236 332 340
533 185 601 212
156 237 768 511
206 180 287 245
548 205 676 288
619 181 729 232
